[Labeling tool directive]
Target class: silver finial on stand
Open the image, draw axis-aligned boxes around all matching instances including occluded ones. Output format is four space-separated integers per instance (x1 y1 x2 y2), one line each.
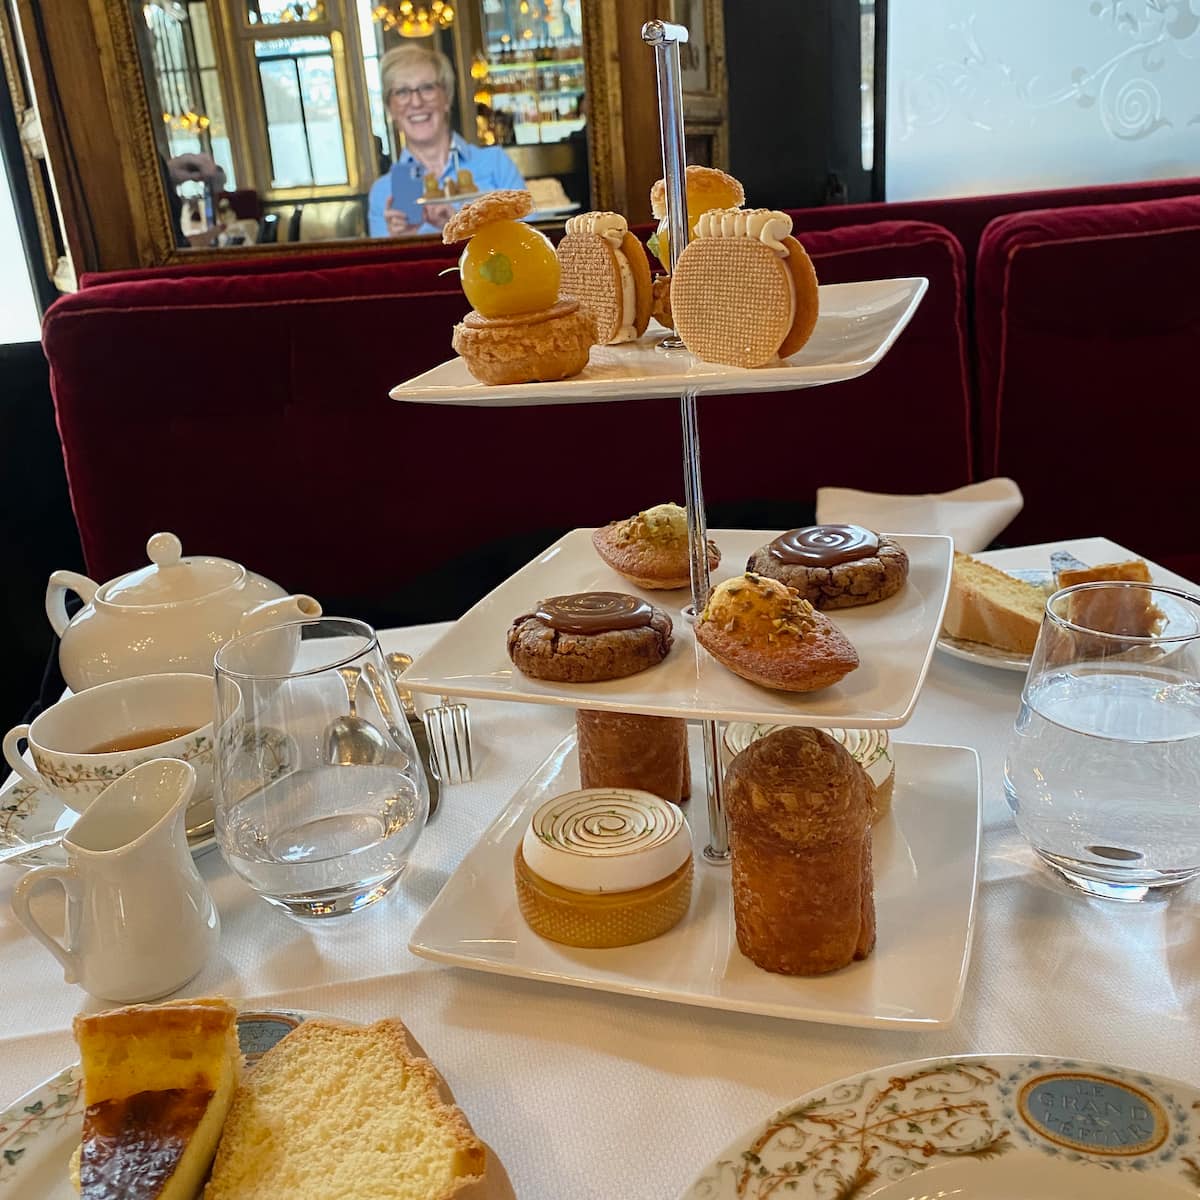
641 18 730 865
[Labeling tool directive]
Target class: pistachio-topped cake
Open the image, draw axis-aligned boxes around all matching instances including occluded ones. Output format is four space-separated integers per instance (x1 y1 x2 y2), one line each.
592 501 721 589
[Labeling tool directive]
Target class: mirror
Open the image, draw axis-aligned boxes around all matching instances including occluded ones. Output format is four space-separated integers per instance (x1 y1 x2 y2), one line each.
132 0 594 250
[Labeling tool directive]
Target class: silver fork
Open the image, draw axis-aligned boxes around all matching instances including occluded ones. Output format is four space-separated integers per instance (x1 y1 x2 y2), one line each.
387 652 475 785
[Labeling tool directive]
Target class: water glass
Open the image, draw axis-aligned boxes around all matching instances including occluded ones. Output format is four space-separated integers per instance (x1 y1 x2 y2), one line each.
214 617 429 918
1004 581 1200 901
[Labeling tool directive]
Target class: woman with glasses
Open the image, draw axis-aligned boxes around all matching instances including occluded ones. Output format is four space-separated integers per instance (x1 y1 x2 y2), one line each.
368 44 525 239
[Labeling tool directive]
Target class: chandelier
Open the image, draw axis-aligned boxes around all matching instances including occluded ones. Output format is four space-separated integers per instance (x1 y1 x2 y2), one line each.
373 0 455 37
162 110 210 133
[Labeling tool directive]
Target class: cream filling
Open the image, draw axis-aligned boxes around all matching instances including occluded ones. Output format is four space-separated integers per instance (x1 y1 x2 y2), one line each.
784 269 796 338
610 248 638 343
565 211 627 246
695 207 792 254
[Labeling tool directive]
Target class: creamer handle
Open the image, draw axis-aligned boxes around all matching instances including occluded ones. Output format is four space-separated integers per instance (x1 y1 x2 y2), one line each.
11 865 83 983
46 570 99 637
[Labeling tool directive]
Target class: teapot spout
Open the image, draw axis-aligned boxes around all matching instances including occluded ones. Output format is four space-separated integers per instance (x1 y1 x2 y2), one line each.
237 594 322 639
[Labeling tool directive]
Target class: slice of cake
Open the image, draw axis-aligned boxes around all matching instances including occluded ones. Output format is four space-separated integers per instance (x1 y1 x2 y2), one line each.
73 997 240 1200
204 1018 489 1200
942 552 1046 654
1054 557 1162 637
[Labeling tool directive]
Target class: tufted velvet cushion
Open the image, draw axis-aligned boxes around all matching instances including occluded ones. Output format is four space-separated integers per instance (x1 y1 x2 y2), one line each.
975 194 1200 576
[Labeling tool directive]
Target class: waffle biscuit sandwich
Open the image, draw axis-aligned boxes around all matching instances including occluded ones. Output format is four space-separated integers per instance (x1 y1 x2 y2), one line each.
556 212 653 344
671 208 819 368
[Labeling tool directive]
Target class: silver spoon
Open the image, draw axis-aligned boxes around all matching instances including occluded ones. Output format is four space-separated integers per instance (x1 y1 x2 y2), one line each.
323 666 390 766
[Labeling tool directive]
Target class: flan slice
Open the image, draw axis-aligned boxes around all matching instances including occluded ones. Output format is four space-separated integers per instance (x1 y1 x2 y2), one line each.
73 998 241 1199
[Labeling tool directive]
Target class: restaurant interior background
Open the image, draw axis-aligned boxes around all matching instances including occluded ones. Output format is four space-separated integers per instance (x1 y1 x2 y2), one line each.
2 0 1199 727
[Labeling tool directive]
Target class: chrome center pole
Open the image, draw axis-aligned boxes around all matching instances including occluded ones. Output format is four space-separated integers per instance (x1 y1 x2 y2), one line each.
642 19 729 864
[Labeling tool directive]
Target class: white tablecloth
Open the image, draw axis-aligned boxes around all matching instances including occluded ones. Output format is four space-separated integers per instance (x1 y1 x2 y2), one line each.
2 615 1197 1199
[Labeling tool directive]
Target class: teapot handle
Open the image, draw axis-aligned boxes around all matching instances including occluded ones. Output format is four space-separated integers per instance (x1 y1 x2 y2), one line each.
46 570 99 637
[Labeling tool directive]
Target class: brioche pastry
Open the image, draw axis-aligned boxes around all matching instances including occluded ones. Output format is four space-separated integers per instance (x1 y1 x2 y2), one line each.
725 727 875 975
694 573 859 692
577 708 690 804
671 208 820 368
72 997 240 1200
205 1018 491 1199
557 211 653 344
942 552 1045 654
507 591 674 682
514 788 693 947
747 524 908 609
592 501 720 589
724 722 894 823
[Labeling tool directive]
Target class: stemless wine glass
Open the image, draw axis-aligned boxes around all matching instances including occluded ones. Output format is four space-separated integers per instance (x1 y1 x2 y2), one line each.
1004 581 1200 901
213 617 429 918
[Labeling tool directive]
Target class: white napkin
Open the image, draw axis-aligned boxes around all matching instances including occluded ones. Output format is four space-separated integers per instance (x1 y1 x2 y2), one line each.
815 478 1024 553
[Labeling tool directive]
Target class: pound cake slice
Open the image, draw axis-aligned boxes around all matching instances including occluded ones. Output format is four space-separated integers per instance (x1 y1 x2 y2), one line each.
73 998 240 1200
942 551 1046 654
204 1018 489 1200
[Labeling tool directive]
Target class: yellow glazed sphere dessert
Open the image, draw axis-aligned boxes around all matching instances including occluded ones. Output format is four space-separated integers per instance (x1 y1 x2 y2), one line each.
459 219 560 318
514 787 693 948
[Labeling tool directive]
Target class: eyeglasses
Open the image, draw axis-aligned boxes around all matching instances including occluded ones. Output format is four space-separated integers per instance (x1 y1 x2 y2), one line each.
389 82 442 105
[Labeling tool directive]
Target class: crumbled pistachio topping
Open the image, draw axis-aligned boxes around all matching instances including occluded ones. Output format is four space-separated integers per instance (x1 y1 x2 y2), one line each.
699 572 817 643
613 502 689 547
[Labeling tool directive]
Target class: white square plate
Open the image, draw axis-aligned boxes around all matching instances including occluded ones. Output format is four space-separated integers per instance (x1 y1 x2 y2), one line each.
401 529 952 728
409 732 982 1028
389 278 928 407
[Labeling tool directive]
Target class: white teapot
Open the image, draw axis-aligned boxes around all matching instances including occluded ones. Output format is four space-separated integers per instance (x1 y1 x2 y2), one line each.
47 532 321 691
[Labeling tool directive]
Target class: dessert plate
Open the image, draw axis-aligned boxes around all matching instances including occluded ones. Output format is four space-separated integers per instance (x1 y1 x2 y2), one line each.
390 277 927 406
0 1010 309 1197
409 730 981 1028
679 1054 1200 1198
400 528 953 728
934 537 1194 673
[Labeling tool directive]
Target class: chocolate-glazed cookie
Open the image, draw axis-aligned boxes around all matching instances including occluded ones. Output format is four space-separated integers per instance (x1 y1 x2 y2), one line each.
507 592 675 682
746 525 908 610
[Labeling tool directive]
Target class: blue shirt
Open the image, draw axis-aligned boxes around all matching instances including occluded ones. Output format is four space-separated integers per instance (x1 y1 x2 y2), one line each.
367 133 525 238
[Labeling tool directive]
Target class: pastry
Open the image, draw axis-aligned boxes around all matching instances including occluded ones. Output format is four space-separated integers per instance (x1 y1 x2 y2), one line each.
592 501 720 589
746 524 908 609
724 727 875 975
942 552 1046 654
694 573 859 692
556 212 653 344
723 723 894 823
647 164 746 271
514 787 693 948
205 1018 490 1200
670 208 819 367
507 592 674 682
1054 557 1162 638
72 997 241 1199
577 708 690 803
444 189 596 384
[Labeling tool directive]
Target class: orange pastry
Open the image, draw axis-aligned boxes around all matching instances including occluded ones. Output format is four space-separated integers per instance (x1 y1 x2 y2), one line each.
444 189 596 384
557 212 653 344
694 572 859 692
592 501 720 589
671 208 819 368
647 165 746 270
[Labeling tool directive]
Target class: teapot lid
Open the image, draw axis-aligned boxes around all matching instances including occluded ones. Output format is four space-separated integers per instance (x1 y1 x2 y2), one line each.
101 533 243 607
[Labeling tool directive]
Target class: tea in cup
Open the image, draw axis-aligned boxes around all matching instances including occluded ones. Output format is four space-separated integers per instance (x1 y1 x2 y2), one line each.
10 758 219 1001
2 673 214 814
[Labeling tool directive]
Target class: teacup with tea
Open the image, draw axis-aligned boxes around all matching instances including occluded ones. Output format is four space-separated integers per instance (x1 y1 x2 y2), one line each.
2 673 214 813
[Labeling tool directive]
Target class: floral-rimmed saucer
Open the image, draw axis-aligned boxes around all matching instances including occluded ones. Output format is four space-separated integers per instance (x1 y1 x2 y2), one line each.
0 1009 309 1195
680 1054 1200 1199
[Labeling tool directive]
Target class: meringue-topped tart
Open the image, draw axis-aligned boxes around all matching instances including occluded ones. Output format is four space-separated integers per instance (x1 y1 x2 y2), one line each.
72 998 241 1200
514 788 694 948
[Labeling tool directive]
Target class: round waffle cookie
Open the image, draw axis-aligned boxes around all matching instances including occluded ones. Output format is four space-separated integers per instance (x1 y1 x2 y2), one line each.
557 227 653 345
672 234 819 368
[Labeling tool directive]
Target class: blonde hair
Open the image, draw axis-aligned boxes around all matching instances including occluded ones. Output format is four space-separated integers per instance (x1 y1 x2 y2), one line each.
380 44 455 102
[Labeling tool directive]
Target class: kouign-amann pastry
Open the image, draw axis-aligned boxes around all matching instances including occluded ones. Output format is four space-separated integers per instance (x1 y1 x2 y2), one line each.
647 164 746 270
724 722 894 823
444 189 596 385
205 1018 490 1200
725 727 875 975
577 708 690 804
557 211 653 344
72 997 241 1200
747 524 908 610
942 552 1046 654
671 208 819 368
592 501 720 589
507 591 674 682
514 787 693 948
694 573 858 693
